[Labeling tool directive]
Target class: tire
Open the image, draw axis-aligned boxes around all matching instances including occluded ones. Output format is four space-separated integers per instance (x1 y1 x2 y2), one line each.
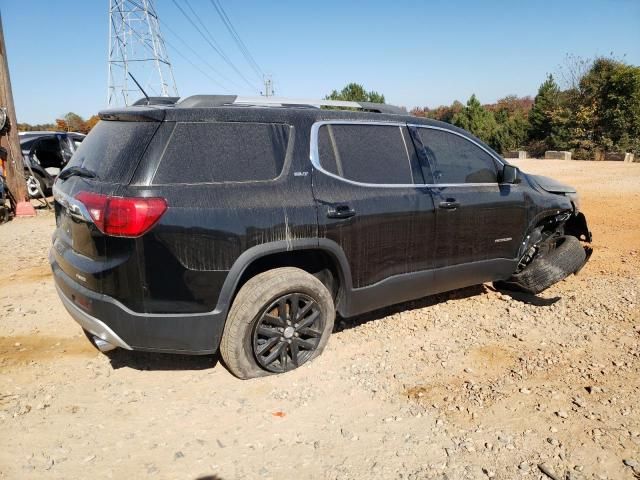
26 172 46 199
220 267 335 379
498 235 586 294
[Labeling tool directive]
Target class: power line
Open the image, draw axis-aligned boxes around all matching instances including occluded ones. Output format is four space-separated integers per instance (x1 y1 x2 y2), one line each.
169 0 260 93
165 40 231 92
208 0 264 81
116 13 231 93
181 0 252 88
161 21 237 91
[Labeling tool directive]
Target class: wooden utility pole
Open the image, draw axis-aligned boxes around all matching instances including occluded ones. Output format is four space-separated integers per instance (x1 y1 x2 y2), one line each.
0 11 35 216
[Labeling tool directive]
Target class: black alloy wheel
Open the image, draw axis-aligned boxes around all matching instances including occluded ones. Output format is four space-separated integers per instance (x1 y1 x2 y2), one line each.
252 293 323 373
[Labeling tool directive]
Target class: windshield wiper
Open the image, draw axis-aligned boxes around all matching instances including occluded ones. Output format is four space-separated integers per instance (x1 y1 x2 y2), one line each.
58 166 97 181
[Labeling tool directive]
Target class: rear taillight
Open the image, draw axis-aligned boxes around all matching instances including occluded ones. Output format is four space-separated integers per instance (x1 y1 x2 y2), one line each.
75 191 167 237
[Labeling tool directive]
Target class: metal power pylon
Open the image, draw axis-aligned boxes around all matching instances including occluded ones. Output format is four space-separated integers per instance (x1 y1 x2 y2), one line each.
262 74 274 97
107 0 178 106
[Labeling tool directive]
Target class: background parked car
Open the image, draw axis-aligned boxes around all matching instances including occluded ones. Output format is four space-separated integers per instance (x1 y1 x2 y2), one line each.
19 131 85 198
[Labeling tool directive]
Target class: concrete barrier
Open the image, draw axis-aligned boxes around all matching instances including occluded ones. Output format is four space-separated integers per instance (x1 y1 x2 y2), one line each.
606 152 635 162
595 151 636 162
504 151 527 159
544 151 572 160
604 152 623 161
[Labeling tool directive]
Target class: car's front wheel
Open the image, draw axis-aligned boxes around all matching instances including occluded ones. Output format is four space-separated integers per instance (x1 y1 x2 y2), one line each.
220 267 335 379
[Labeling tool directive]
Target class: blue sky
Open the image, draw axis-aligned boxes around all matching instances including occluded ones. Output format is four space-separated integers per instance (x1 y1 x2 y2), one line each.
2 0 639 124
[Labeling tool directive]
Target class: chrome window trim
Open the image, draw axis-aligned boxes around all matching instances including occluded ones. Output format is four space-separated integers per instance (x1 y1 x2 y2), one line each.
310 120 415 188
309 120 509 189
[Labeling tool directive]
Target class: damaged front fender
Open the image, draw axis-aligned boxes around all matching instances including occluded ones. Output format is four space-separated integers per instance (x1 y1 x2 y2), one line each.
564 211 592 243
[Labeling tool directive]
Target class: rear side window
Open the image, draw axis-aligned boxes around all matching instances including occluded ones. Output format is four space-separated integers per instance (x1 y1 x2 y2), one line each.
66 120 159 183
417 128 498 184
153 122 290 184
317 124 413 184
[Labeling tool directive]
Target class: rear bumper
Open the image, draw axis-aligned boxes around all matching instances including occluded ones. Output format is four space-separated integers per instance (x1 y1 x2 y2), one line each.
56 284 132 350
51 255 226 354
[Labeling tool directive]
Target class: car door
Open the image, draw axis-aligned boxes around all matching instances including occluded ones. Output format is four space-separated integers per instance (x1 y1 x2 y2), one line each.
412 125 527 291
310 121 437 315
30 136 65 169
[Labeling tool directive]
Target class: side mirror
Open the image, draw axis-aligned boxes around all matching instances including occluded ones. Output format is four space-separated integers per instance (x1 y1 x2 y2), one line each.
501 164 520 184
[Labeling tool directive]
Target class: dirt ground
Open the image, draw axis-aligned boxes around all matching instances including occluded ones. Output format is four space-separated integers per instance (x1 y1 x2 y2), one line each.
1 159 639 480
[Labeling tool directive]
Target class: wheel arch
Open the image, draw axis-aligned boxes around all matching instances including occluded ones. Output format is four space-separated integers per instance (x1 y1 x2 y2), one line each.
517 207 572 257
215 239 354 322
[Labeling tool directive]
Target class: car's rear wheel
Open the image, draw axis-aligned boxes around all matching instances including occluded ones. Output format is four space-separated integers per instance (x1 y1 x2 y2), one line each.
220 267 335 379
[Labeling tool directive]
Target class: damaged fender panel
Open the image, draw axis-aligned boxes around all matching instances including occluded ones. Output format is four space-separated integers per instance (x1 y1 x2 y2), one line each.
565 211 592 243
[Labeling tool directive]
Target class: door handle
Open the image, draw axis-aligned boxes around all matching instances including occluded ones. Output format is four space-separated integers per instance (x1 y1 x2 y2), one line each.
327 205 356 219
438 199 460 210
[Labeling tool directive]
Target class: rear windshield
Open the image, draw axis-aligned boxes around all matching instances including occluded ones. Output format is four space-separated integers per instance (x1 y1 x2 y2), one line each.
152 122 290 184
66 120 159 183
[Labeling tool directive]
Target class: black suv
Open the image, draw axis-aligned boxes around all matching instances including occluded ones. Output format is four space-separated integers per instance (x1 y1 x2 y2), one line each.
50 96 591 379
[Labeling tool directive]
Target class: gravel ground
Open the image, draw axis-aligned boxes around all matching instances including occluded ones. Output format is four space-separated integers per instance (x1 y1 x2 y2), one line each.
1 159 639 479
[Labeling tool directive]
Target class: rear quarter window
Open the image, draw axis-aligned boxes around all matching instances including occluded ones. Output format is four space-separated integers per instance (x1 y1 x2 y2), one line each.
316 123 413 184
66 120 159 183
153 122 290 184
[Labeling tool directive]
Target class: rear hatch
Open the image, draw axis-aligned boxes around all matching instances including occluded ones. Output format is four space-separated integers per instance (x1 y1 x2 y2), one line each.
52 117 162 310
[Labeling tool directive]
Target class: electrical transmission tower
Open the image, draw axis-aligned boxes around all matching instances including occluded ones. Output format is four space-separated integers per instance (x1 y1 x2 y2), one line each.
262 74 274 97
108 0 178 106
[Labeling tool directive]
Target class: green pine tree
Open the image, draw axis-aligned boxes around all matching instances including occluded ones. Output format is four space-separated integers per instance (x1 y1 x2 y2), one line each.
529 74 560 142
325 83 385 104
451 94 498 148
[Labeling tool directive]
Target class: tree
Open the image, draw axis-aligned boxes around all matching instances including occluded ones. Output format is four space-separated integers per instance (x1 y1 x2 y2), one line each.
452 94 498 149
17 122 56 132
325 83 385 103
529 75 560 141
527 74 572 154
557 53 593 91
19 113 100 134
63 112 86 132
490 95 533 152
55 118 68 132
84 115 100 132
578 58 640 154
412 101 464 124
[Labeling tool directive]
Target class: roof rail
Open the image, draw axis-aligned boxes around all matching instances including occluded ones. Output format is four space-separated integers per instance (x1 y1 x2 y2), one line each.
172 95 406 114
131 96 180 106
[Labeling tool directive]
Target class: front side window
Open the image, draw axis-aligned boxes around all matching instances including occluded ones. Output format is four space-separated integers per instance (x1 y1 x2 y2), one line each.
33 137 64 166
417 128 498 184
153 122 290 184
317 123 413 185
